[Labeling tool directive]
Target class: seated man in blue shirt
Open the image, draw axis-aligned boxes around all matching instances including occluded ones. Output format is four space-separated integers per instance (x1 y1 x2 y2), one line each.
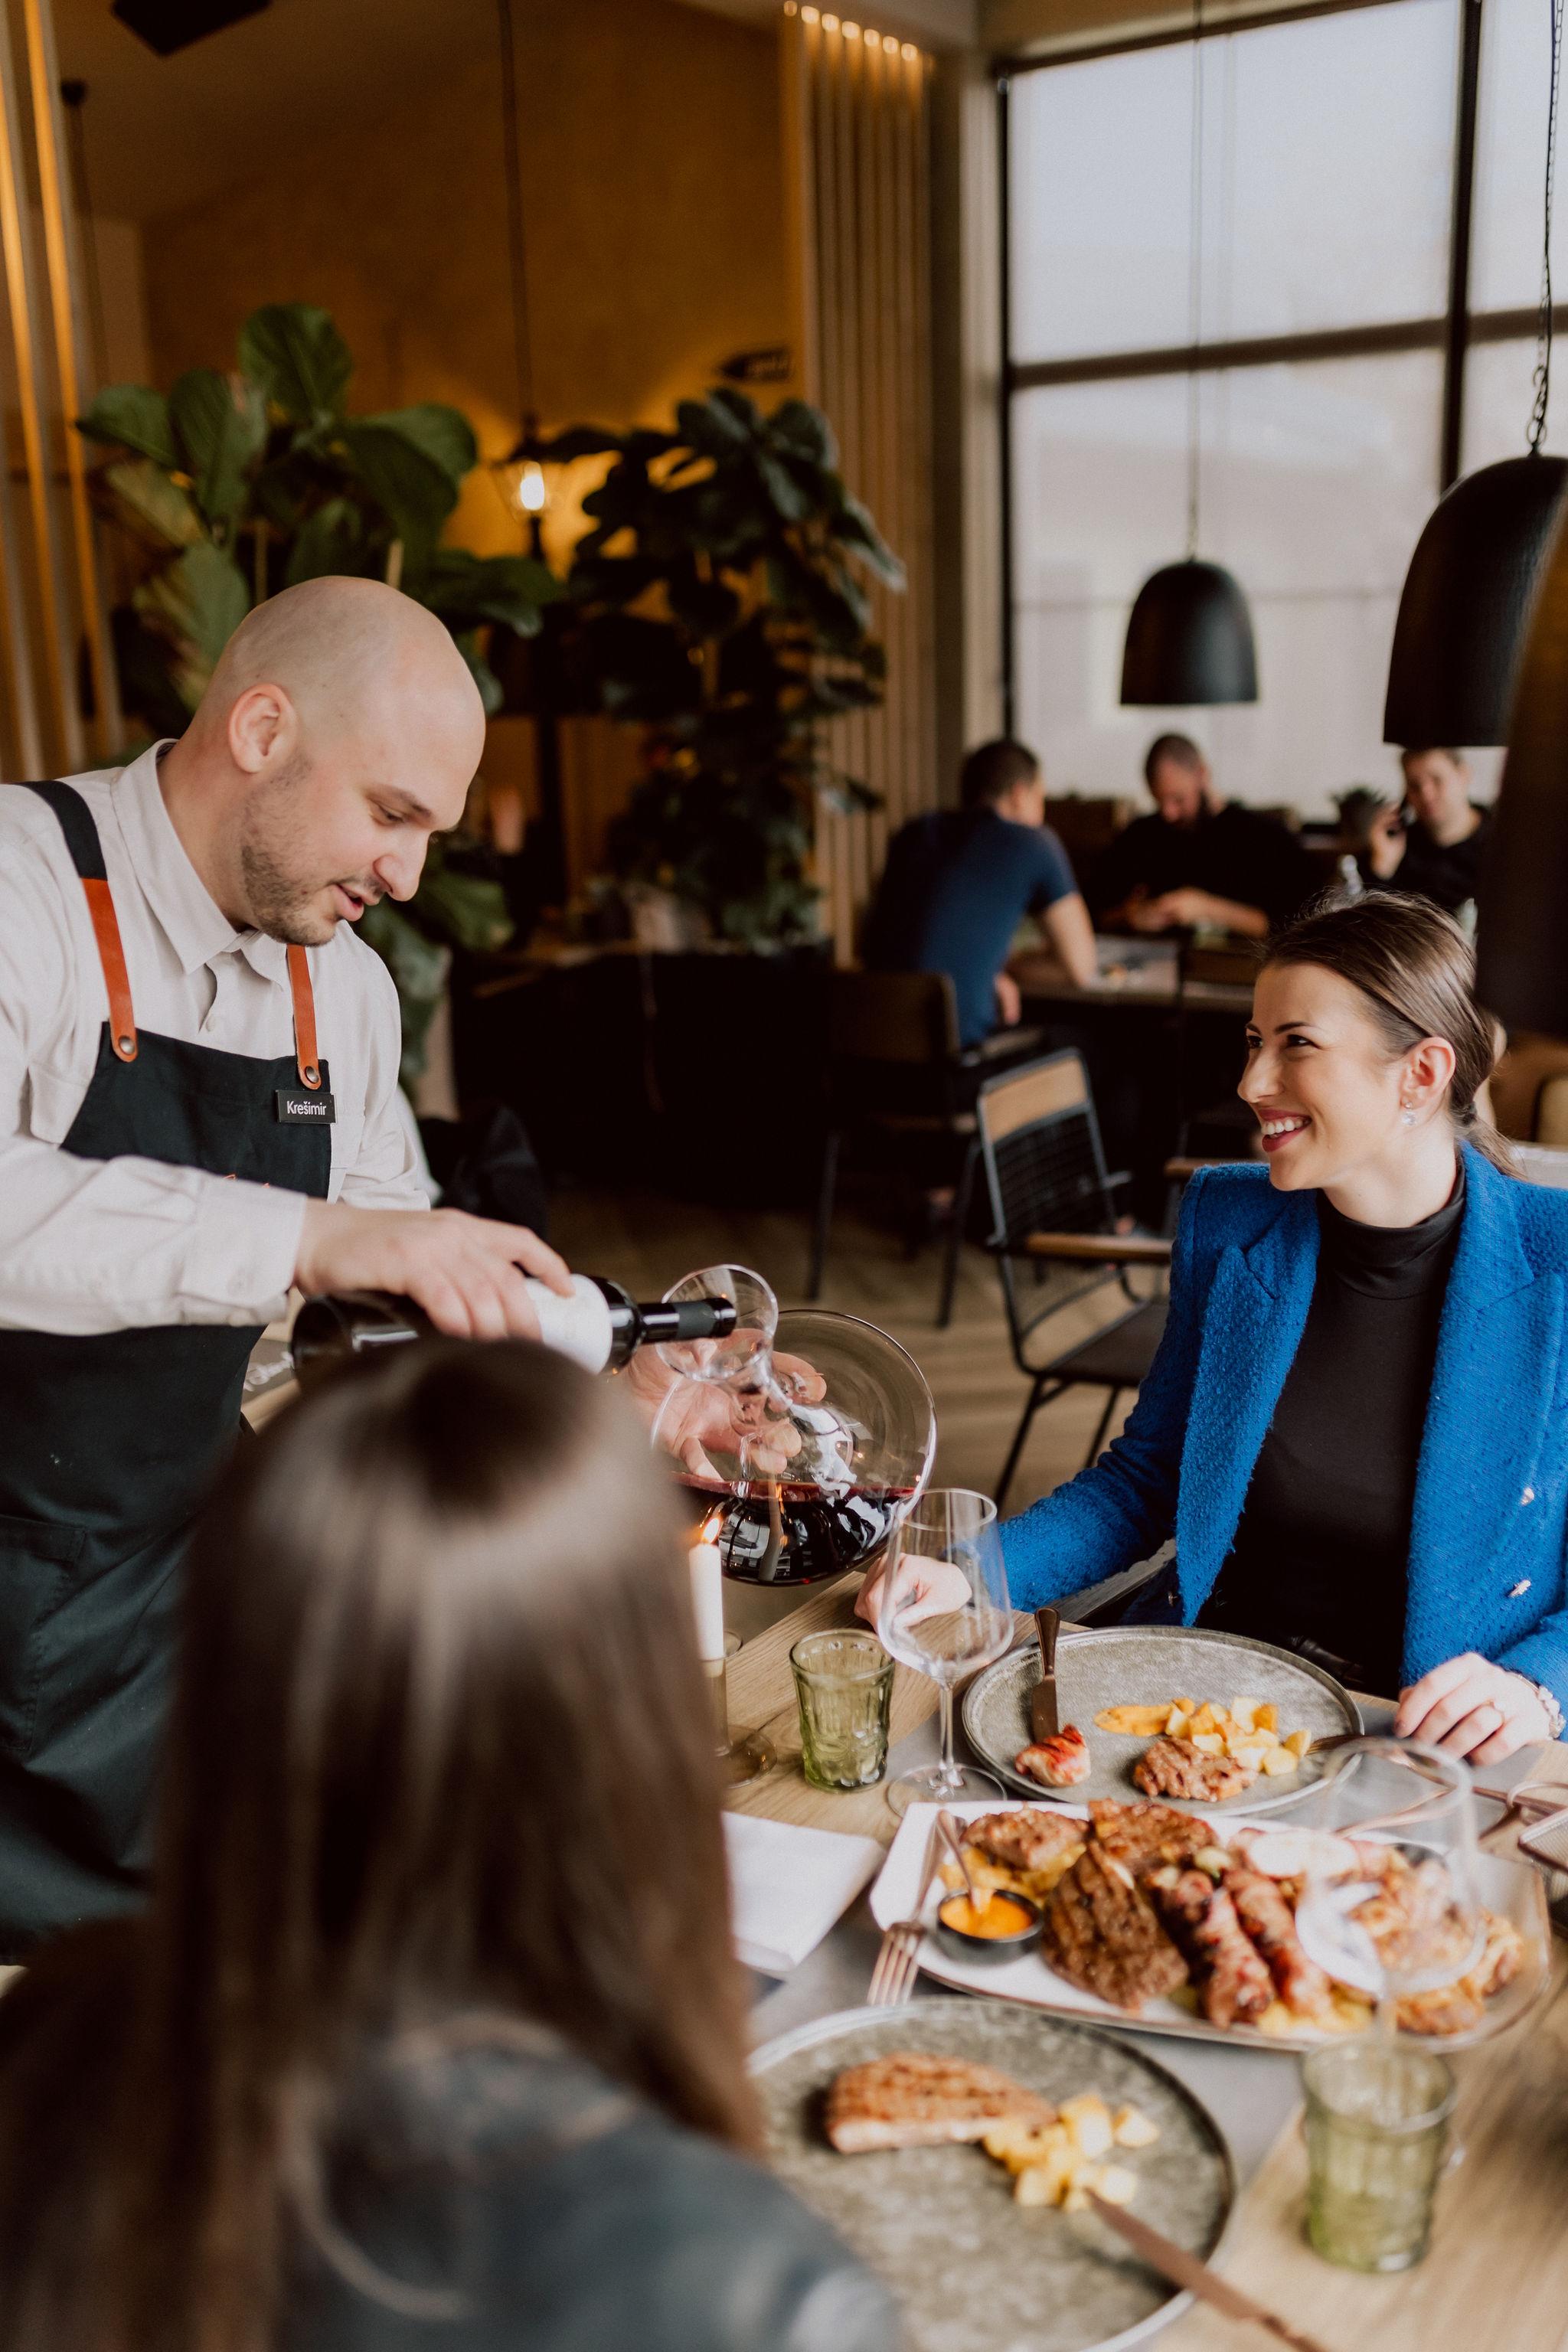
862 740 1096 1047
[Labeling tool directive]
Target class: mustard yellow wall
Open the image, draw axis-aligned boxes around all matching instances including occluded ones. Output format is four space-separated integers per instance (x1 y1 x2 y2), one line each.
140 0 794 564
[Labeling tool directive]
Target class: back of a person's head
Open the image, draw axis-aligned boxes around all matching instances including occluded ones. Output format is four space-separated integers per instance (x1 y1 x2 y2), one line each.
0 1344 754 2352
959 737 1040 811
1143 732 1204 786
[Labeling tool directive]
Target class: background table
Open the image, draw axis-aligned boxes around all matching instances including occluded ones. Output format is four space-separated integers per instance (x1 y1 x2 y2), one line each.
727 1573 1568 2352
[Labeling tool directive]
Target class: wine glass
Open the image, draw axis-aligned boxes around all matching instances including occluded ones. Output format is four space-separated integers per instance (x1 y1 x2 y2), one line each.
875 1488 1014 1817
1290 1738 1486 2022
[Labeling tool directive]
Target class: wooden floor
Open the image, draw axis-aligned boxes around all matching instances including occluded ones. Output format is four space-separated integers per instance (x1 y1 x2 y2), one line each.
552 1184 1140 1517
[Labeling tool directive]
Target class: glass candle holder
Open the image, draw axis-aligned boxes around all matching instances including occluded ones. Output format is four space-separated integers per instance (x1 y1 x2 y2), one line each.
790 1629 894 1790
1302 2039 1457 2273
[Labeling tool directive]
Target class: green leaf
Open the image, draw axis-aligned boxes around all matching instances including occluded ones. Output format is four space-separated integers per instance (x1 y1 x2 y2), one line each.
168 368 266 528
754 447 812 523
450 628 504 716
359 403 478 485
356 900 449 1087
413 549 560 632
100 457 204 548
767 400 835 469
238 302 352 424
286 497 372 585
340 421 459 560
413 854 514 953
134 542 250 704
675 393 756 459
76 383 178 467
833 492 905 587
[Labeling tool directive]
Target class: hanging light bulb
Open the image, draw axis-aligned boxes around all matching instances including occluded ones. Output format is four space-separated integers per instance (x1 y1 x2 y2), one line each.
515 458 547 516
1384 0 1566 749
1120 0 1258 708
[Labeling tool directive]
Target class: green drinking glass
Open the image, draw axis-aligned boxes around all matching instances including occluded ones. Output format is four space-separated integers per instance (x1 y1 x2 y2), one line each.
1302 2038 1457 2273
790 1629 894 1790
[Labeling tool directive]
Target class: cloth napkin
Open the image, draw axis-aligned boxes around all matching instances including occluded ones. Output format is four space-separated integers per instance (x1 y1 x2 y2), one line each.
723 1811 884 1976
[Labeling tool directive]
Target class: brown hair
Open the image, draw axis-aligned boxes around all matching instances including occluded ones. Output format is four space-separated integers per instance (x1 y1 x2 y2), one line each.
0 1342 754 2352
959 737 1040 809
1263 890 1514 1172
1143 731 1204 784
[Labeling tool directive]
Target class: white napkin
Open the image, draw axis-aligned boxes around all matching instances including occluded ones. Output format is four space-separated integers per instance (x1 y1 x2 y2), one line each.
723 1811 884 1976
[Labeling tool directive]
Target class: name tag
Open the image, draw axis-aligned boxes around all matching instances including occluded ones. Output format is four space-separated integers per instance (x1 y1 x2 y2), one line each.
275 1086 336 1125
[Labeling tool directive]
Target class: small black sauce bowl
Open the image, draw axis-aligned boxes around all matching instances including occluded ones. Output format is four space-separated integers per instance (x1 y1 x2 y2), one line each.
933 1890 1044 1965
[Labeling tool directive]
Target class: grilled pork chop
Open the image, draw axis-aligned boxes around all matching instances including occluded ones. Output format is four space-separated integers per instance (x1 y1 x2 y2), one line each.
1132 1735 1252 1805
825 2053 1052 2154
1040 1845 1190 2012
1088 1798 1216 1878
966 1809 1086 1876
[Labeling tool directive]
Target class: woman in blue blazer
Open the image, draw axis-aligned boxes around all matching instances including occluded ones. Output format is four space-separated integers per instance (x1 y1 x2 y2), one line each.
869 893 1568 1762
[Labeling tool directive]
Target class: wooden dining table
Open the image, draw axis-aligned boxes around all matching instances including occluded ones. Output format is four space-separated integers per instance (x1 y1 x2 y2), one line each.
725 1573 1568 2352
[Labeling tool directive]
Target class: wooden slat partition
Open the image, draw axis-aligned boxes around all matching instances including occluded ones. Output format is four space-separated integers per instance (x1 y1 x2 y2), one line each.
782 10 939 964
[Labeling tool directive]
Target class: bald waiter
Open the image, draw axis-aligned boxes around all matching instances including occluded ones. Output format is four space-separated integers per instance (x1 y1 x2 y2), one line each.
0 576 573 1953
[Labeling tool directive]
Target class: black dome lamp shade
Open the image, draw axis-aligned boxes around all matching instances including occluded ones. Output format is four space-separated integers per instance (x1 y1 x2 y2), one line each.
1386 0 1566 749
1383 452 1568 746
1476 492 1568 1032
1119 0 1258 710
1121 557 1258 705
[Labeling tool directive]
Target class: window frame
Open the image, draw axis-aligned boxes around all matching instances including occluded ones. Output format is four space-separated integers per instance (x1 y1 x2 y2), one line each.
995 0 1566 730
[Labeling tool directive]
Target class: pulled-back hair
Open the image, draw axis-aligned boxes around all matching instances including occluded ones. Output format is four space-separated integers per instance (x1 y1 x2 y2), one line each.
1263 890 1514 1173
960 737 1039 810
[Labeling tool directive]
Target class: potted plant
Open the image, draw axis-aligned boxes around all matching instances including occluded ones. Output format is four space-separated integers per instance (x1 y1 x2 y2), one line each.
76 302 561 1078
537 387 903 947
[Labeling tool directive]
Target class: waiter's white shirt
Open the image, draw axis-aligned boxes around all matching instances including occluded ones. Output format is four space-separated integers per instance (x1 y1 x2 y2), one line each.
0 744 427 1336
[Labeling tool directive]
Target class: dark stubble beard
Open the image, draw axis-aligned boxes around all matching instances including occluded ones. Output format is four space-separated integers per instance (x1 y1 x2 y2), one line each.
237 753 377 946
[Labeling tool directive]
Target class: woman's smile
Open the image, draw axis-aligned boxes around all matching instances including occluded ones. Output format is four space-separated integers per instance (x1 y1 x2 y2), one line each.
1257 1111 1312 1155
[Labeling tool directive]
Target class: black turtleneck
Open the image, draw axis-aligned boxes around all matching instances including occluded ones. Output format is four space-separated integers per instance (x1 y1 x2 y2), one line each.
1198 1162 1466 1697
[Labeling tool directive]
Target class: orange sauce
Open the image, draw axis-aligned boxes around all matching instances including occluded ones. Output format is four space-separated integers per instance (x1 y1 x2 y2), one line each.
939 1893 1034 1940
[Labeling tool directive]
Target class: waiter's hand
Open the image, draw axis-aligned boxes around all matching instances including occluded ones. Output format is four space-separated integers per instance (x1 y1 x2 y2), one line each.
1366 803 1411 880
1394 1653 1553 1766
295 1200 573 1340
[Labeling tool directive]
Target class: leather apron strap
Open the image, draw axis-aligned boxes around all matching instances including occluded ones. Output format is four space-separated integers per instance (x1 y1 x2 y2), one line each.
19 780 321 1086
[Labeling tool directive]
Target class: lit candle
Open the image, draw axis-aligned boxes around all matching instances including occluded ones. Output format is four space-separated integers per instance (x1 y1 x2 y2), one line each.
688 1530 726 1664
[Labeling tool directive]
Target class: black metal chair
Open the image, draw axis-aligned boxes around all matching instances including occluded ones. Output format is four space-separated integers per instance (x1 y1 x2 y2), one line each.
809 969 1042 1326
978 1050 1171 1509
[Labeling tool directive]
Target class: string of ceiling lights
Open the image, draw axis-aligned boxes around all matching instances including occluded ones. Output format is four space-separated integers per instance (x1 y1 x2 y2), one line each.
783 3 921 60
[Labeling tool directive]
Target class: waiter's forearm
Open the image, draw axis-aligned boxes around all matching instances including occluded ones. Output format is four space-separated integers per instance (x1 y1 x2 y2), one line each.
0 1135 305 1335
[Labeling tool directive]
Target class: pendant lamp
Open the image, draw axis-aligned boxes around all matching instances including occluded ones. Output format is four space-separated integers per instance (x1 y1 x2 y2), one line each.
1475 491 1568 1031
1384 0 1567 748
1120 0 1259 708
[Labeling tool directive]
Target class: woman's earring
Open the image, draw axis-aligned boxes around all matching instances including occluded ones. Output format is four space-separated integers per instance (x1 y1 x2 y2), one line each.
1401 1106 1416 1126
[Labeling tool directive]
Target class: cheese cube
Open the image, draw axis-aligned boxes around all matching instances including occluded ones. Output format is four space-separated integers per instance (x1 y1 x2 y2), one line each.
1261 1745 1299 1776
1228 1697 1261 1733
1165 1705 1192 1738
1283 1729 1312 1759
1256 1703 1279 1731
1191 1732 1225 1755
1112 2105 1160 2148
1059 2095 1114 2159
1096 2166 1139 2207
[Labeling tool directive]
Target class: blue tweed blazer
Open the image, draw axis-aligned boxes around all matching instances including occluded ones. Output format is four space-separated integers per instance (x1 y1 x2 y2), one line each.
1000 1144 1568 1719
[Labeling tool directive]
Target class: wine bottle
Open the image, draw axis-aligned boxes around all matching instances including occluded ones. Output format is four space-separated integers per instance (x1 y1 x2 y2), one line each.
291 1277 737 1388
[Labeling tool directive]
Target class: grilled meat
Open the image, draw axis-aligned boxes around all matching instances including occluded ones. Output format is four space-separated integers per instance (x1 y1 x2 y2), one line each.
1088 1798 1217 1878
967 1810 1087 1876
1014 1726 1091 1788
1040 1844 1190 2012
1224 1864 1338 2024
1132 1735 1253 1805
1394 1908 1523 2037
825 2053 1052 2153
1146 1866 1275 2028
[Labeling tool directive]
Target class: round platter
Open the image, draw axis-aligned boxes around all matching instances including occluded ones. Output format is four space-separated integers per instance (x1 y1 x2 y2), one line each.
962 1624 1364 1813
753 1996 1235 2352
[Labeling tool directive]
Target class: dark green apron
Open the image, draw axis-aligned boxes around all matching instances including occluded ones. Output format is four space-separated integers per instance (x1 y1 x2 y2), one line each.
0 780 332 1955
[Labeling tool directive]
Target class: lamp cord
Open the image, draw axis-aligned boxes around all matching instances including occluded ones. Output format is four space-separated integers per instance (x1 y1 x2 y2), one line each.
1528 0 1562 454
497 0 536 435
1186 0 1204 557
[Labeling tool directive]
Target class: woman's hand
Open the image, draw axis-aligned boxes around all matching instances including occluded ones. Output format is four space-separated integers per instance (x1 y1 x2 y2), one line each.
620 1348 827 1481
854 1550 972 1632
1394 1652 1553 1765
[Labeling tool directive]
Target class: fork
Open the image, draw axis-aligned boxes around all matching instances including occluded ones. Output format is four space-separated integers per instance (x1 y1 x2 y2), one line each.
867 1818 947 2007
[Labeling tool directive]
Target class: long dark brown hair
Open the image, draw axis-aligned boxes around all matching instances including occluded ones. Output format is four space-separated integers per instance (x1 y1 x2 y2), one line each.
1263 890 1514 1171
0 1341 754 2351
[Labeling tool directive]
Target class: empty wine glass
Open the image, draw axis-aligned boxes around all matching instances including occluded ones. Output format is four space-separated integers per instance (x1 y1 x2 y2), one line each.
875 1488 1014 1817
1291 1738 1485 2021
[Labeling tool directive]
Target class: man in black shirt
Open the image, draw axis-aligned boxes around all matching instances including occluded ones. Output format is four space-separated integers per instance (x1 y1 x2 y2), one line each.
1090 733 1315 939
1362 746 1492 916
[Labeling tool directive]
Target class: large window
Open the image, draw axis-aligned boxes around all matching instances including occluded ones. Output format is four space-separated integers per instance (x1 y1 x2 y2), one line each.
1004 0 1560 815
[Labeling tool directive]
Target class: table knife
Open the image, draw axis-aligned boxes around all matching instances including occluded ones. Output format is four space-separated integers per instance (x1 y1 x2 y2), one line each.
1085 2191 1337 2352
1031 1606 1060 1742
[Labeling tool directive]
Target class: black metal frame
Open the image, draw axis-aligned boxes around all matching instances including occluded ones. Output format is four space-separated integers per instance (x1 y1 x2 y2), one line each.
998 0 1523 714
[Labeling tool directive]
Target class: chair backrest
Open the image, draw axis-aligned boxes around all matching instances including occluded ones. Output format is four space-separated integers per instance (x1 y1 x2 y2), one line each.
1537 1076 1568 1151
1513 1139 1568 1188
976 1050 1115 1250
828 969 961 1065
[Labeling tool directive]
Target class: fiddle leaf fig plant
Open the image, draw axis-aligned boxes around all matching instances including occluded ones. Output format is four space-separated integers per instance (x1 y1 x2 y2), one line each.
537 387 903 946
76 301 564 1079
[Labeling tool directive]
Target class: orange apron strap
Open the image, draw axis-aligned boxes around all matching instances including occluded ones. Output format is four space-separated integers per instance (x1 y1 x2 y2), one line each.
82 877 138 1064
286 944 322 1089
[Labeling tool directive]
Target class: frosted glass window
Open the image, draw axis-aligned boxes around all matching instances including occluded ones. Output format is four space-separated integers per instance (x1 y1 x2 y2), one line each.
1008 0 1457 365
1470 0 1568 315
1011 355 1444 816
